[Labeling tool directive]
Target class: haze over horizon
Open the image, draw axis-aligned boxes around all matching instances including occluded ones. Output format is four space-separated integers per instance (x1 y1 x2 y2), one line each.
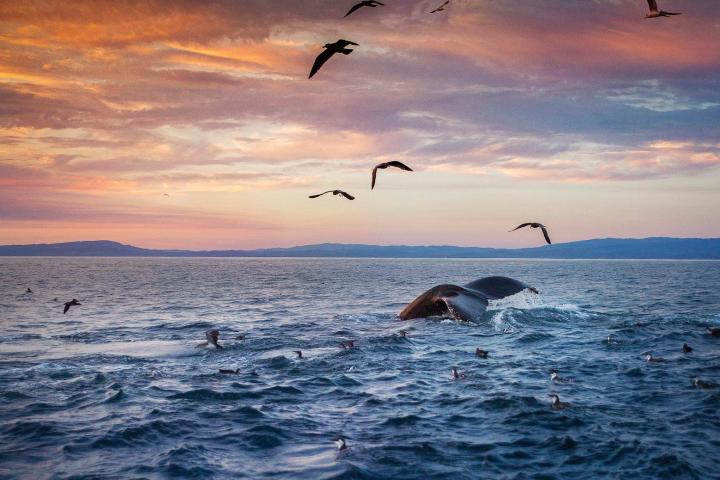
1 0 719 249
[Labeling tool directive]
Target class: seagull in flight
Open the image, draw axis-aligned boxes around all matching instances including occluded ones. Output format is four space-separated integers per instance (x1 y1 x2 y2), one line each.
645 0 681 18
309 40 359 79
429 0 450 13
345 0 384 17
371 161 414 189
308 190 355 200
63 299 81 314
509 222 552 245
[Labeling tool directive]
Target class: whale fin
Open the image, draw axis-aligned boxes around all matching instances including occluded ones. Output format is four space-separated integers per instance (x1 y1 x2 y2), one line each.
442 290 489 321
398 284 489 321
463 276 532 300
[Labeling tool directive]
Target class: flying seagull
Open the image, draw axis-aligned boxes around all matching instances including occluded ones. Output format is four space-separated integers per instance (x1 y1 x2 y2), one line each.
645 0 681 18
429 0 450 13
371 161 414 189
63 299 81 314
309 40 359 79
345 0 384 17
509 222 552 245
308 190 355 200
196 329 224 350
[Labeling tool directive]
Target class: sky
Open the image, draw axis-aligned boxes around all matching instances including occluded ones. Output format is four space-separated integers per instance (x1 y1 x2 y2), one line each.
1 0 719 249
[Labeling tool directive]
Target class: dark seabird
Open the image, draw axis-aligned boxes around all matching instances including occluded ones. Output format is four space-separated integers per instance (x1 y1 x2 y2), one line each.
63 299 81 314
219 368 239 374
293 350 303 359
451 367 464 379
509 222 552 245
645 0 681 18
549 394 571 409
339 340 355 349
706 327 720 337
644 353 665 363
236 334 246 340
52 297 58 302
308 39 358 79
682 343 693 353
196 329 224 350
429 0 450 13
345 0 384 17
398 330 408 337
333 438 348 451
475 348 489 358
550 370 575 383
308 190 355 200
693 378 717 389
26 288 33 294
371 161 414 189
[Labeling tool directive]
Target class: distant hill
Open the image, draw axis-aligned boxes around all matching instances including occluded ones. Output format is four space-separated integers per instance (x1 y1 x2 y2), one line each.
0 238 719 259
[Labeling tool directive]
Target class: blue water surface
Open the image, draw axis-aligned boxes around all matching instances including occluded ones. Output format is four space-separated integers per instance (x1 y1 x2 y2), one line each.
0 258 719 479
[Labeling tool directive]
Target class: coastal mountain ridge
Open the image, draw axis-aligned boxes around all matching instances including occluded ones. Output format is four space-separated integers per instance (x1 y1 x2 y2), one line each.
1 238 719 259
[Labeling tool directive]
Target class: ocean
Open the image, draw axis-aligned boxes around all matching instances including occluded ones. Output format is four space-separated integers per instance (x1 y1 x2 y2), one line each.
1 258 719 479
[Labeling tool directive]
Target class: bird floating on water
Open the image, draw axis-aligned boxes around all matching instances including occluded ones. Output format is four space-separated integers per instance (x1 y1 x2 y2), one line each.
510 223 552 245
345 0 384 17
293 350 303 359
309 40 358 79
451 367 464 379
371 161 413 189
219 368 239 374
26 288 33 294
644 353 665 363
693 378 717 389
339 340 355 349
63 299 81 314
308 190 355 200
197 329 223 350
644 0 681 18
682 343 693 353
475 348 489 358
706 327 720 337
549 394 571 409
550 370 574 383
429 0 450 13
333 438 348 451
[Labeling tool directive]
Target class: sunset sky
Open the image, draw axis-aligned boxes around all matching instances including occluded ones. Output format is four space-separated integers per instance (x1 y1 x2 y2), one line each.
1 0 718 249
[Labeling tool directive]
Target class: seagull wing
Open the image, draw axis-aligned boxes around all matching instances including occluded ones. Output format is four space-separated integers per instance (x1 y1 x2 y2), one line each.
344 2 364 17
430 0 449 13
339 191 355 200
540 225 552 245
371 165 379 189
337 39 359 47
387 161 414 171
309 191 333 198
63 303 70 314
509 223 532 232
647 0 658 12
309 48 334 78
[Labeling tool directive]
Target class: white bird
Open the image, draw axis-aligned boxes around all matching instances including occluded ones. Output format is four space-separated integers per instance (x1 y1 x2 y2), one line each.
196 329 223 350
644 0 681 18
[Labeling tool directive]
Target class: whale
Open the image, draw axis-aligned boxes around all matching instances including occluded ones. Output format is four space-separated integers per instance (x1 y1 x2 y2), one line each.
398 276 537 321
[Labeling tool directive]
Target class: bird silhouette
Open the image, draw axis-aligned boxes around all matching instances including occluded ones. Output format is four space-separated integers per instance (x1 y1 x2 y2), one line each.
308 190 355 200
371 161 414 189
509 222 552 245
309 40 358 78
345 1 384 17
430 0 450 13
644 0 681 18
63 299 81 314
